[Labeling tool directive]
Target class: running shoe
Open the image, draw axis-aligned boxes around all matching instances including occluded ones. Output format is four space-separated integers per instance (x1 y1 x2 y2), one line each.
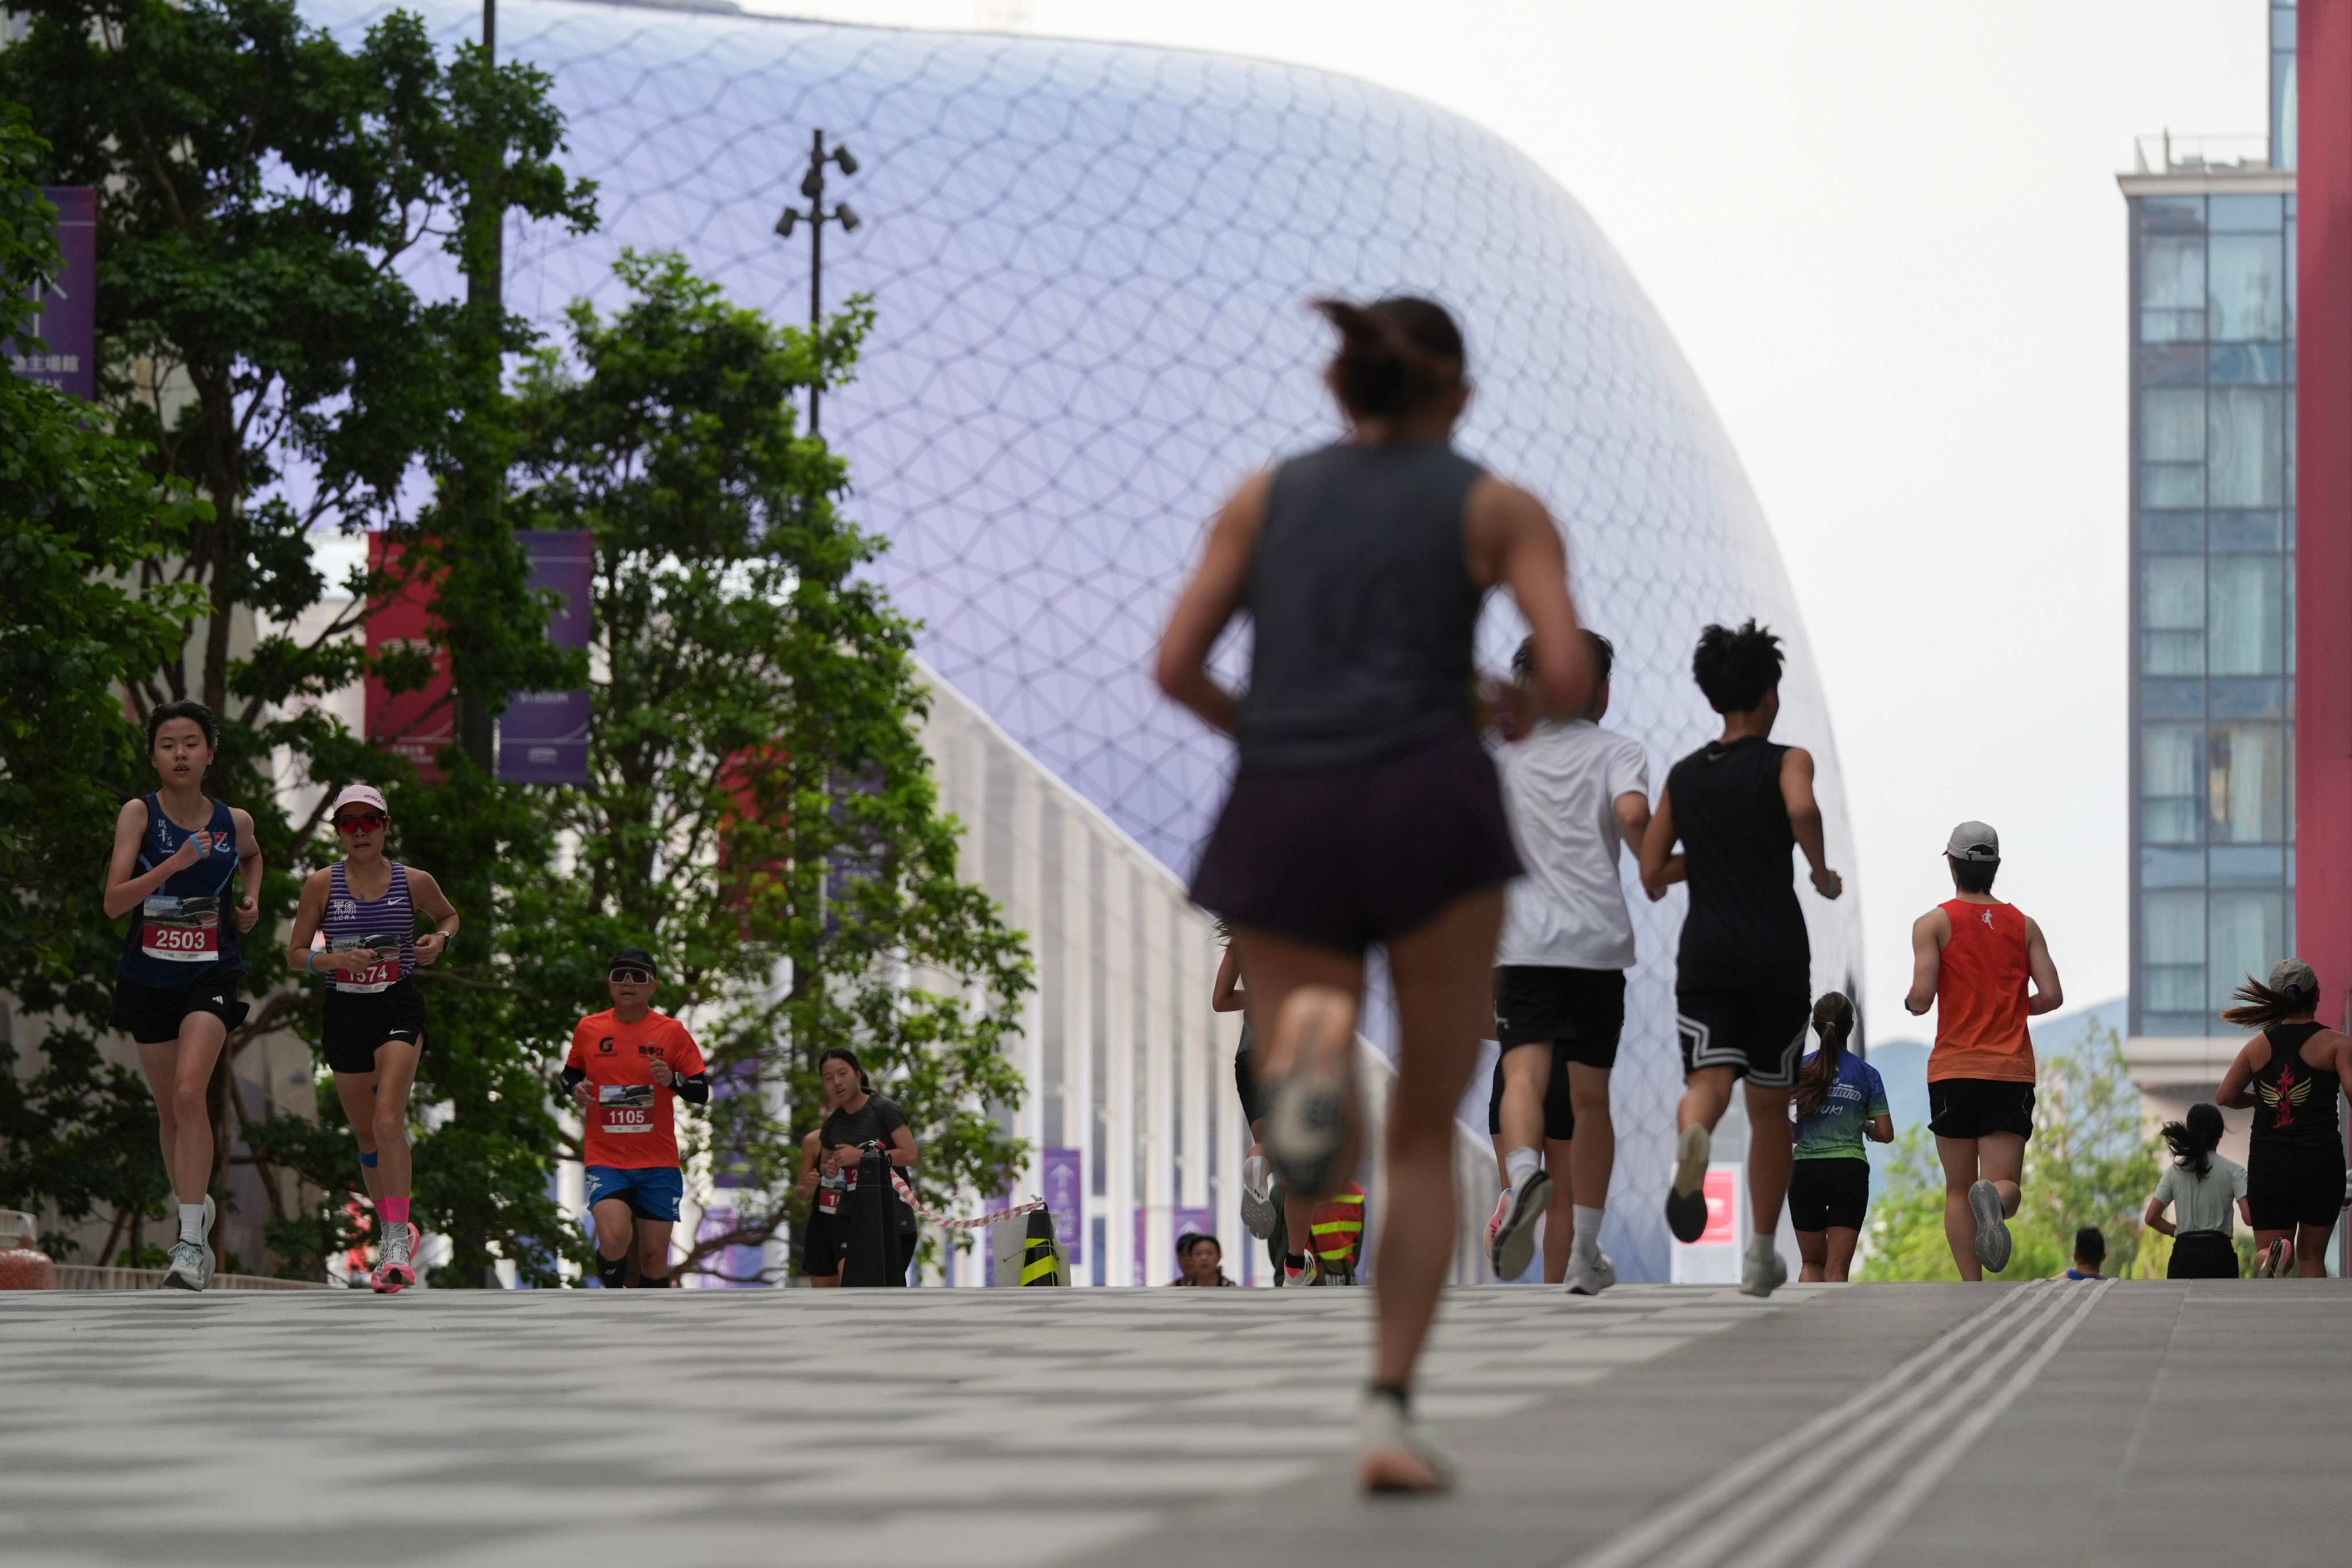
161 1238 211 1292
1239 1155 1279 1241
372 1221 418 1295
1357 1388 1455 1494
1663 1123 1711 1243
1739 1246 1787 1299
1283 1252 1320 1288
1487 1171 1552 1280
2255 1238 2290 1278
1563 1248 1616 1297
1968 1179 2012 1273
1262 990 1353 1195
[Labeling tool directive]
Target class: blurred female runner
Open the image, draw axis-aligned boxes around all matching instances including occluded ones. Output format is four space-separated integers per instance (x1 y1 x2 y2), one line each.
1157 295 1589 1490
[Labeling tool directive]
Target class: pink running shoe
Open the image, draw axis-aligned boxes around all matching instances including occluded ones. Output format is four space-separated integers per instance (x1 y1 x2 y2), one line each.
372 1221 418 1294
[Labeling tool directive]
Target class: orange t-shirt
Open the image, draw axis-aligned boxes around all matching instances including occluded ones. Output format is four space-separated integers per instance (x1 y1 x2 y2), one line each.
567 1008 706 1169
1927 898 2035 1084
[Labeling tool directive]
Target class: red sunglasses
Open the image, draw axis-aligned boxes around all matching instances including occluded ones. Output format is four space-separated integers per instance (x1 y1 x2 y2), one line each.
335 812 387 833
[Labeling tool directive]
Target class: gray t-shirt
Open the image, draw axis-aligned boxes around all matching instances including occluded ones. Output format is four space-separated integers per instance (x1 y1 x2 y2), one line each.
2154 1154 2247 1235
1496 719 1649 970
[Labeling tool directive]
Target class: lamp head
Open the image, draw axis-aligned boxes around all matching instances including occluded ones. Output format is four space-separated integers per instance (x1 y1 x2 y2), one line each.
832 144 859 176
835 203 862 234
773 207 799 238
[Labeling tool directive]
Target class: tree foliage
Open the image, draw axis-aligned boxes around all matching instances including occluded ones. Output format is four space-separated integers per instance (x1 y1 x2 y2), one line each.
1860 1024 2163 1281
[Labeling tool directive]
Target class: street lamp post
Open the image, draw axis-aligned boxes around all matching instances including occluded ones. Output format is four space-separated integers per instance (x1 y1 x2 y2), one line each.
773 129 861 437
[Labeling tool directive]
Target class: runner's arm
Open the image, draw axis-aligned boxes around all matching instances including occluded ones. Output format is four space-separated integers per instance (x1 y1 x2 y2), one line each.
1903 908 1948 1016
1472 478 1592 722
1867 1114 1894 1144
102 797 199 918
1612 790 1650 854
1637 785 1682 901
2142 1191 2176 1238
283 870 367 973
886 1120 919 1169
2022 916 2064 1016
231 806 262 933
1778 747 1841 899
405 868 459 964
1212 943 1245 1011
1154 471 1270 737
2214 1040 2262 1109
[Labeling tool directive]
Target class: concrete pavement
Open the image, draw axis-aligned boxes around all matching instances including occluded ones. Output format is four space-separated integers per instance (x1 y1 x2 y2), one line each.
1 1280 2343 1566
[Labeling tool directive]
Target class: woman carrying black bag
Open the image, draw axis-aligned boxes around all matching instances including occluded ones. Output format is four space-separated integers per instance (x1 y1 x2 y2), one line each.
2143 1102 2249 1279
813 1047 920 1285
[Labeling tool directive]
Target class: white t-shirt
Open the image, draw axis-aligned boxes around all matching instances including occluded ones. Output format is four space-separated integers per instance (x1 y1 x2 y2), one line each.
1495 719 1650 970
2153 1154 2247 1235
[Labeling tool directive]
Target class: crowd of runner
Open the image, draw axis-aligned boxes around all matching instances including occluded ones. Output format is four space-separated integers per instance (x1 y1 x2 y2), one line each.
94 291 2350 1497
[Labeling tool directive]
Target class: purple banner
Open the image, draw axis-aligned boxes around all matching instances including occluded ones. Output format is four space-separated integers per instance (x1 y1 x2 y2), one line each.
1041 1148 1083 1263
499 530 593 784
7 187 95 401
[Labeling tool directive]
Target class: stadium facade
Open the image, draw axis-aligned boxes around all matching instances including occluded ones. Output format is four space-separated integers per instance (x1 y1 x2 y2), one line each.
310 0 1861 1283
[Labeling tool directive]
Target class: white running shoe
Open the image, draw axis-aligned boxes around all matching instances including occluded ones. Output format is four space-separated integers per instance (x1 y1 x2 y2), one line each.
1239 1155 1279 1241
161 1238 212 1292
1487 1171 1552 1280
372 1222 418 1295
1357 1388 1455 1494
1563 1248 1616 1296
1739 1247 1787 1298
1968 1179 2013 1273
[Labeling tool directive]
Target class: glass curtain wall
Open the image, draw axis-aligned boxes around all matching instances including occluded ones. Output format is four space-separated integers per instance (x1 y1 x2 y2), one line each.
2131 190 2297 1034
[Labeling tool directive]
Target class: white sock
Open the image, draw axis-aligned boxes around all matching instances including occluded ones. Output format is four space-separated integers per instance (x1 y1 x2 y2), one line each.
1747 1232 1776 1262
1504 1146 1542 1191
178 1203 206 1245
1573 1204 1605 1258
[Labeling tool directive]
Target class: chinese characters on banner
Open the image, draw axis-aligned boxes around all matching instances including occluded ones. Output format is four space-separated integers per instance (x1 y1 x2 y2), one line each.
497 530 593 785
363 535 455 783
6 187 95 400
1041 1148 1083 1264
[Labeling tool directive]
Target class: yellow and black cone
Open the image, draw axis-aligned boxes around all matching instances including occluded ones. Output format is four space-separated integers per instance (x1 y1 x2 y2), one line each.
1021 1206 1065 1286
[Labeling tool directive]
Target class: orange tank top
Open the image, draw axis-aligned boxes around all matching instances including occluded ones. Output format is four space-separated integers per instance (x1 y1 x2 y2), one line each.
1928 898 2035 1083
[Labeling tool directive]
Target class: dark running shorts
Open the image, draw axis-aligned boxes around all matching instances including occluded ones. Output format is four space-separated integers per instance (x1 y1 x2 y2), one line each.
320 978 429 1075
1234 1020 1264 1128
109 976 250 1046
1190 732 1522 956
1926 1077 2036 1141
800 1210 841 1276
1486 1040 1574 1141
1788 1157 1871 1232
2166 1230 2239 1279
1676 989 1809 1090
1494 966 1625 1067
2246 1141 2347 1231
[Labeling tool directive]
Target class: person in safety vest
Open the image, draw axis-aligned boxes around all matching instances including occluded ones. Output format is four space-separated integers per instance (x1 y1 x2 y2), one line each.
1310 1181 1367 1283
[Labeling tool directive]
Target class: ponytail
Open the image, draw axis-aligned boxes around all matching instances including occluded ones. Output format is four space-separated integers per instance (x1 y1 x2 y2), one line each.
1312 295 1465 420
1793 991 1856 1121
2220 974 2317 1030
2160 1102 2223 1180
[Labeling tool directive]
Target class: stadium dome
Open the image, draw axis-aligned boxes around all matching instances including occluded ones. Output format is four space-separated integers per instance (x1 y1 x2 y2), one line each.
312 0 1863 1280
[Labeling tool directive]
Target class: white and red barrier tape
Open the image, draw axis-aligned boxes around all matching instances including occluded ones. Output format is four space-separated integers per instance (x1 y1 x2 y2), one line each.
885 1169 1044 1231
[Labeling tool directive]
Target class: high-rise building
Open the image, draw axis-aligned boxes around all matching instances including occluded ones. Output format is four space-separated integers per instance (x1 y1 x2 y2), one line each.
2119 7 2297 1122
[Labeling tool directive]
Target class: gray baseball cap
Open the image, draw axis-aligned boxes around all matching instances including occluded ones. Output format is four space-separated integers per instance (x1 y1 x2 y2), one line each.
1945 821 2000 863
2269 957 2318 997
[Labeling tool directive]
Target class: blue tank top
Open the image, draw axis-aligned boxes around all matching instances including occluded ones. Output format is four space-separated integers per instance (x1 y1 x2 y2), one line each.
318 861 417 994
118 794 242 987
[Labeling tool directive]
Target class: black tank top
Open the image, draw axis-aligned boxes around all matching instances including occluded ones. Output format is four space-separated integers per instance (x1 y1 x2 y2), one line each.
1236 441 1485 773
1666 735 1809 992
2251 1022 2342 1148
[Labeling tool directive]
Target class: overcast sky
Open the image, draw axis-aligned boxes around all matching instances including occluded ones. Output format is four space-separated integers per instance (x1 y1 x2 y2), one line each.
733 0 2271 1042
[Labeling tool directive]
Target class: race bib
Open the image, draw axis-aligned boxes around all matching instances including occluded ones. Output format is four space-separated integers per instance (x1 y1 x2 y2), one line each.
598 1082 655 1134
328 933 404 994
817 1171 845 1215
141 895 219 963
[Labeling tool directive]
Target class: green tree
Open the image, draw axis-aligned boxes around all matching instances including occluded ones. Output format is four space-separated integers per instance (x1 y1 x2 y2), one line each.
0 105 209 1260
2 0 596 1277
1860 1024 2162 1280
503 250 1032 1280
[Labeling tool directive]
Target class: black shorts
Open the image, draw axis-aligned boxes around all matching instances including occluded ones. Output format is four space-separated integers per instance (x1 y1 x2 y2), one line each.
1234 1025 1264 1128
2246 1141 2347 1231
1927 1077 2036 1141
109 975 250 1046
1494 966 1624 1067
1788 1157 1870 1231
2167 1230 2239 1279
1190 732 1523 955
1486 1040 1574 1141
800 1210 842 1276
1676 988 1809 1090
320 978 429 1075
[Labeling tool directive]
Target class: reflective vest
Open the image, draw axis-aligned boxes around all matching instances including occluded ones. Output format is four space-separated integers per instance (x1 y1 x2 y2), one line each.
1310 1182 1366 1267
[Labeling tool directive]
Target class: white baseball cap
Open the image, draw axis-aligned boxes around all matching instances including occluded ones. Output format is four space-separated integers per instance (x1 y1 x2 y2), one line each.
1944 821 1999 863
327 784 389 818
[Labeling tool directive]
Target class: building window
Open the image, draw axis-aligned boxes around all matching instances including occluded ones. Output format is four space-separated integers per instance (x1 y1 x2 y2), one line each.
2209 890 2287 1011
2208 387 2285 507
2139 235 2206 342
2140 387 2205 508
2142 724 2203 844
2208 721 2286 843
2142 889 2206 1014
2207 554 2284 674
2141 555 2204 675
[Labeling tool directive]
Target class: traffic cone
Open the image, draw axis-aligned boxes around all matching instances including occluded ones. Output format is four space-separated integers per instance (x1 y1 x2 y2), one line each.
1020 1205 1065 1286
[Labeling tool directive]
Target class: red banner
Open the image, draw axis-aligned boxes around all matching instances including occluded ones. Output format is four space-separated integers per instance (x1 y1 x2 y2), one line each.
363 535 454 783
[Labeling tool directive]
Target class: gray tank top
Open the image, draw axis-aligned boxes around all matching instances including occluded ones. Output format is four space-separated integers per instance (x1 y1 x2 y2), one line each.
1237 441 1485 772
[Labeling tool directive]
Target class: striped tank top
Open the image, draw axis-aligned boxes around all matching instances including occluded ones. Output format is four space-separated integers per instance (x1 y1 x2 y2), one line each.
318 862 416 994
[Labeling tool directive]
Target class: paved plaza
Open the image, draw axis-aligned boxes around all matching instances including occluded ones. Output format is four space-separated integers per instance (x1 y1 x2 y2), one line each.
2 1279 2346 1566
